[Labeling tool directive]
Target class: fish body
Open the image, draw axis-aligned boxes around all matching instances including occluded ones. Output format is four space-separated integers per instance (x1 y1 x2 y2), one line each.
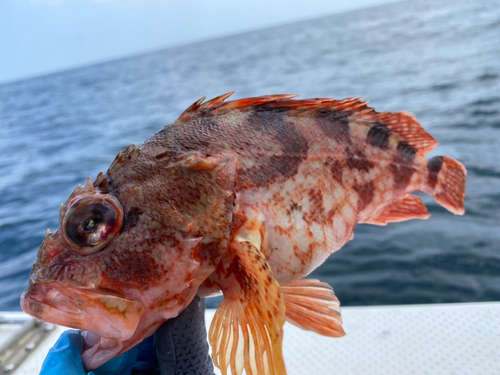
21 93 466 374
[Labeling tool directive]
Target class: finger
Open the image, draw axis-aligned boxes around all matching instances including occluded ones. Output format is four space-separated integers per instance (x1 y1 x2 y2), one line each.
40 330 86 375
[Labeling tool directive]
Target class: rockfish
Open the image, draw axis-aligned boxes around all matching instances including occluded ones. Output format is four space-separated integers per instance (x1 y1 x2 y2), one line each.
21 93 466 374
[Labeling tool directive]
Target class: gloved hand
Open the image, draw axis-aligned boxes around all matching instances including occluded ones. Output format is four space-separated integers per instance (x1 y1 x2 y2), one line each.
155 296 214 375
38 330 143 375
39 296 214 375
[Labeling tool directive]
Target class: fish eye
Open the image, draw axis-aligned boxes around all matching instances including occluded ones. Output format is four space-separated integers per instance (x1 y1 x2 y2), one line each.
63 196 123 254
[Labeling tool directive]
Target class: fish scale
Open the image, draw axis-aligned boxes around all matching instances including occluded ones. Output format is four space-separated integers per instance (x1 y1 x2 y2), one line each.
21 93 466 375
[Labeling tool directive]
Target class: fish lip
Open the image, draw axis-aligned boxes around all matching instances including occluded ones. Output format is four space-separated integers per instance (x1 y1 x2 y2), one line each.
21 285 144 342
21 291 127 371
20 290 86 324
23 284 83 315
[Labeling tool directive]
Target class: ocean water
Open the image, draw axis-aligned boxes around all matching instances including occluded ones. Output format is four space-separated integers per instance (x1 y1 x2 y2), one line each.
0 0 499 311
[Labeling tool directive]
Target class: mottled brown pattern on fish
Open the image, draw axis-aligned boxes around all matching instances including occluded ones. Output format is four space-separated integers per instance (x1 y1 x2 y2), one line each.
304 188 325 223
287 201 301 214
354 182 375 212
235 111 309 190
389 141 418 192
427 156 444 189
345 148 375 172
315 109 352 145
328 159 344 184
366 122 391 149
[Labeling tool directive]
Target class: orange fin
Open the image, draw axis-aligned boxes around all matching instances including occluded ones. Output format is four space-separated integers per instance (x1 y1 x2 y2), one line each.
282 279 344 337
423 156 466 215
363 194 430 225
209 236 287 375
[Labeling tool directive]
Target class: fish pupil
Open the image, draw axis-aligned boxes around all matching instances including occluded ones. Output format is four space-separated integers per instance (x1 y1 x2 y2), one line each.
82 214 102 232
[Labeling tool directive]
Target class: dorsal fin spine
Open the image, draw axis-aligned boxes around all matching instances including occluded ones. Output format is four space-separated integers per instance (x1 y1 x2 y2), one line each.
199 92 235 110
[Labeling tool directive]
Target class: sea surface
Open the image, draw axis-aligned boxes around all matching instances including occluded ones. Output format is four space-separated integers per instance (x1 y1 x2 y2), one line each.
0 0 499 311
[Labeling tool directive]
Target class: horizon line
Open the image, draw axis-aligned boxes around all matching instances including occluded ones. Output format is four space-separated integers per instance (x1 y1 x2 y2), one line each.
0 0 401 86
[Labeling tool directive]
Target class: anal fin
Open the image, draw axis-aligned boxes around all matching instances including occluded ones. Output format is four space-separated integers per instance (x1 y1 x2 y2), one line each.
209 224 286 375
363 194 430 225
282 279 345 337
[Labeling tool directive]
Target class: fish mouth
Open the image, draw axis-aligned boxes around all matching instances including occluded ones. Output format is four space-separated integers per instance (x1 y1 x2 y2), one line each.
21 283 145 370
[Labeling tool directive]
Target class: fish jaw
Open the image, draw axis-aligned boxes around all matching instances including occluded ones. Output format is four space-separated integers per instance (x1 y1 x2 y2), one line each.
80 313 160 370
20 282 145 370
80 287 199 370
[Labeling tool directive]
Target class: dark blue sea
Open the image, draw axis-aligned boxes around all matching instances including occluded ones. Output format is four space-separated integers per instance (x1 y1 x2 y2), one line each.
1 0 499 311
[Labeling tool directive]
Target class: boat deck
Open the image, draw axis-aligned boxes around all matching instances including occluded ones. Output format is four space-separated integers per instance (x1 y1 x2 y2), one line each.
1 302 499 374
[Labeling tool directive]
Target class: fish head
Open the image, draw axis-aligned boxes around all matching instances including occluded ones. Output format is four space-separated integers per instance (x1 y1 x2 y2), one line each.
21 147 236 370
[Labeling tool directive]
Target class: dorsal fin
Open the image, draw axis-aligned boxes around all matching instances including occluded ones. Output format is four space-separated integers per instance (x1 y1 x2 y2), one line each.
177 93 437 155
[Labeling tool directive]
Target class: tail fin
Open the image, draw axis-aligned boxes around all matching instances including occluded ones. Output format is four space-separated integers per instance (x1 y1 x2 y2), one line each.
423 156 466 215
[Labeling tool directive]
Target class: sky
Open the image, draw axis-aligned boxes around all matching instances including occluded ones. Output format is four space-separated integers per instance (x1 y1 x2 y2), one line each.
0 0 395 84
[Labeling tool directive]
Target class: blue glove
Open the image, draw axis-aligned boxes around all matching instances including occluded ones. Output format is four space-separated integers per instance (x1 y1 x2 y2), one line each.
38 330 145 375
39 296 214 375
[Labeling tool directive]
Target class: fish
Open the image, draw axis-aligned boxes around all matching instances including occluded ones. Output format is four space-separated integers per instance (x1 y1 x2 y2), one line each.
21 93 466 375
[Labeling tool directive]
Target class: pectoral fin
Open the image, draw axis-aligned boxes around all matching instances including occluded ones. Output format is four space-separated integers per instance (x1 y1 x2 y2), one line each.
209 216 286 375
282 279 345 337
